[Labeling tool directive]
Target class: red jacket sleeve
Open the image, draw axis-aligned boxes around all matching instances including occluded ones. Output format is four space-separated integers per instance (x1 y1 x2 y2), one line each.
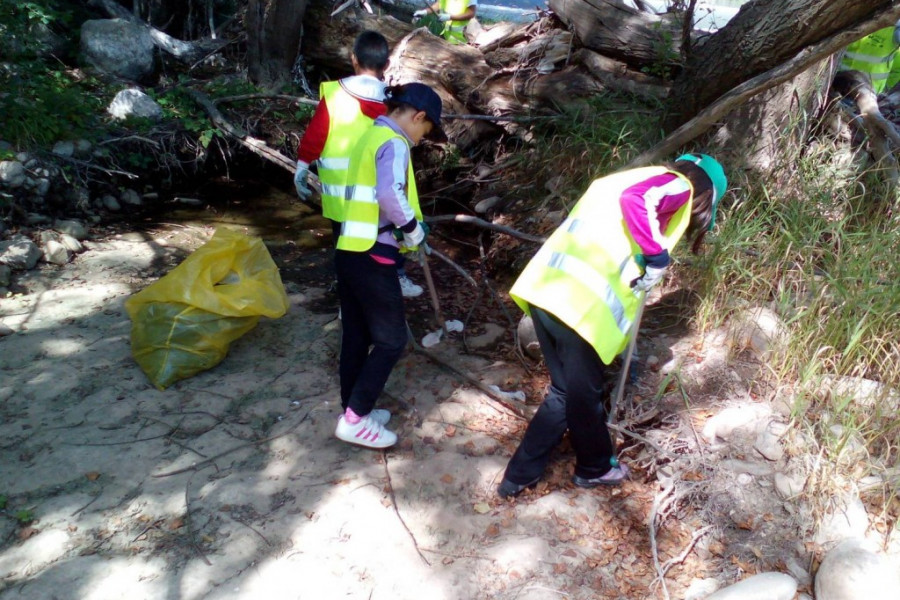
296 99 330 163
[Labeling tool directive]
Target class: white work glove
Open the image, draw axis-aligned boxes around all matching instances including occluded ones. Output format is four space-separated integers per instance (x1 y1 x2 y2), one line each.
401 222 426 249
294 160 311 201
631 265 667 292
413 8 428 18
438 11 452 21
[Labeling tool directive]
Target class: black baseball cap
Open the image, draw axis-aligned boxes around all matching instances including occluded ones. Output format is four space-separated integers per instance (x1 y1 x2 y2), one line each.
389 83 446 141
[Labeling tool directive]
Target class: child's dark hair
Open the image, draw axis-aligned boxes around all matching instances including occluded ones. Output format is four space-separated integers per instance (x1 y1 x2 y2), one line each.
353 31 390 72
669 159 714 254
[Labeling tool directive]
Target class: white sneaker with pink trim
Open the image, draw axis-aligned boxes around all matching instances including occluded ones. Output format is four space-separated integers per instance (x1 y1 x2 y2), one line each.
335 414 398 449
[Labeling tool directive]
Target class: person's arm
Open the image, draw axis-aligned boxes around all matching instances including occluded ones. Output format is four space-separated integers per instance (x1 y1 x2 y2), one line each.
450 2 476 20
296 99 330 164
619 173 690 269
374 139 423 245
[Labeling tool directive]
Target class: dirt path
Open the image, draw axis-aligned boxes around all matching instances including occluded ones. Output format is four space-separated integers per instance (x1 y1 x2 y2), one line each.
4 223 897 600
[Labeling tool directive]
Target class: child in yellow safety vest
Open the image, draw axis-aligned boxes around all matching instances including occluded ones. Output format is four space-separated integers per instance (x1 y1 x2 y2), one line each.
498 154 728 498
413 0 478 45
332 83 445 449
294 31 425 298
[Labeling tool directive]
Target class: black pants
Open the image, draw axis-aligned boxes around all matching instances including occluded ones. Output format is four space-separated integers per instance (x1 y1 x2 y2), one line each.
335 249 408 416
503 305 615 484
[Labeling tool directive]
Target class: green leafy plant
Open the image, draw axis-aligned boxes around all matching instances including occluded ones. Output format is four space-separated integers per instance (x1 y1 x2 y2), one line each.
14 509 34 525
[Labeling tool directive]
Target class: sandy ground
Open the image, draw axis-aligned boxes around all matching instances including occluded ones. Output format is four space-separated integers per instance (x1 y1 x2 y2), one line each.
4 222 898 600
1 224 656 600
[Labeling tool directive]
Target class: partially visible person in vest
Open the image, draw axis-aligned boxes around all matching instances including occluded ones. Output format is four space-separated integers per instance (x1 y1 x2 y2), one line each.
497 154 728 498
839 22 900 94
294 31 425 298
333 83 444 449
413 0 477 45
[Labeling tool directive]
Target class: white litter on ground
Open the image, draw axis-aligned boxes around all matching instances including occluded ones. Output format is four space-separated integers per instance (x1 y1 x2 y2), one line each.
421 319 464 348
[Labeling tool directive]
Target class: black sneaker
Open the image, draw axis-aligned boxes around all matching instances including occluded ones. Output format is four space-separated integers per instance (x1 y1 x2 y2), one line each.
572 463 630 488
497 476 540 499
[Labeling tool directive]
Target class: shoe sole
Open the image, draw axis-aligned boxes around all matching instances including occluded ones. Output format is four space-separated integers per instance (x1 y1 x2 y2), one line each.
335 432 397 449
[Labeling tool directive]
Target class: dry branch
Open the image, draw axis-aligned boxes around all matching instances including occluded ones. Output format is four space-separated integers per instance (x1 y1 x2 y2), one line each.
426 214 546 243
185 88 295 173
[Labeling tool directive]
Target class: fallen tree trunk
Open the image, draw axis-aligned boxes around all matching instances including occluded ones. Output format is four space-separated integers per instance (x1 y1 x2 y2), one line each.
548 0 681 68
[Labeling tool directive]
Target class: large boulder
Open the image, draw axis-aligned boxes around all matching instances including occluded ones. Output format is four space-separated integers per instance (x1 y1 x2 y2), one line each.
0 235 42 270
80 19 155 82
815 538 900 600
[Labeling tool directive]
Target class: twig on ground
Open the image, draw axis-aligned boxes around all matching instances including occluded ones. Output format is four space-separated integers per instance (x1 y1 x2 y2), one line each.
410 338 527 419
382 454 431 566
70 491 103 517
675 374 705 457
660 525 713 575
426 214 546 244
607 423 678 459
427 246 478 287
214 93 318 107
648 481 676 600
229 515 273 546
184 471 212 566
420 547 496 561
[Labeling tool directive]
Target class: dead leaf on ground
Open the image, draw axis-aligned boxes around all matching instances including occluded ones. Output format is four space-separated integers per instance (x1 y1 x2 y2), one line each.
444 425 457 437
18 526 39 541
473 502 491 514
168 517 184 530
440 473 454 484
85 471 101 481
485 523 500 537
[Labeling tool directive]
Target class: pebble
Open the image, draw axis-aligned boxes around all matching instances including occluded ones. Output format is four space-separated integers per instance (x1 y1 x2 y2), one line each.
102 195 121 211
0 160 26 187
706 572 797 600
774 471 805 499
754 422 784 461
52 140 75 157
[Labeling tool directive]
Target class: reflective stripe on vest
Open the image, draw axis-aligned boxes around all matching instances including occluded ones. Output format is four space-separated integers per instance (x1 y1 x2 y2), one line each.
840 26 898 93
319 81 378 222
510 167 693 365
440 0 470 44
336 125 421 252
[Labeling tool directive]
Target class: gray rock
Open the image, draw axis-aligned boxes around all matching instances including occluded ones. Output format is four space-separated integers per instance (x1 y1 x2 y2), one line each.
108 88 164 120
517 314 542 359
80 19 156 81
26 213 51 225
58 234 83 253
54 219 89 241
706 572 797 600
0 323 13 337
774 471 805 499
702 403 772 442
42 240 70 265
720 459 774 477
52 140 75 158
784 556 812 587
75 139 92 156
814 495 870 545
815 375 900 411
0 264 10 287
34 178 51 197
474 196 501 213
468 323 506 350
728 306 787 360
0 161 26 187
0 235 42 270
15 152 29 163
815 538 900 600
102 195 121 211
120 188 143 206
754 422 785 461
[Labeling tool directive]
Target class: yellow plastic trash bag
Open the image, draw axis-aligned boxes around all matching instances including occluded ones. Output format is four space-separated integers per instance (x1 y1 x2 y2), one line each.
125 228 290 389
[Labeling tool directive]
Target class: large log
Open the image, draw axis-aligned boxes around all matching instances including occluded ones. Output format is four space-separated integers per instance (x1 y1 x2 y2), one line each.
547 0 681 68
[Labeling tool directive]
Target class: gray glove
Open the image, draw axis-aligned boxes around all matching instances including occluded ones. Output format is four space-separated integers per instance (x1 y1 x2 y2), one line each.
631 265 667 292
294 160 311 201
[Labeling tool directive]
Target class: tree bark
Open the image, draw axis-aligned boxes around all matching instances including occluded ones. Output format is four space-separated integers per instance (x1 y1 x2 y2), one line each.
667 0 900 129
547 0 682 68
246 0 308 88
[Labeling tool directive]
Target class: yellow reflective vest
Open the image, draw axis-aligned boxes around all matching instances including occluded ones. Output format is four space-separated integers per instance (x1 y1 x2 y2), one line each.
318 80 379 222
510 167 693 365
440 0 471 45
336 124 423 252
840 26 898 94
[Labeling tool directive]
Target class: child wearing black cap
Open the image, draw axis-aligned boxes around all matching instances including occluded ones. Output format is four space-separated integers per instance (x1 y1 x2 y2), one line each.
332 82 444 449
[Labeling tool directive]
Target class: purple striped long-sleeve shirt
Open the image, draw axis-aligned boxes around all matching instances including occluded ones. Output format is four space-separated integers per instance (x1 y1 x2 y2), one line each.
372 116 418 250
619 173 692 256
